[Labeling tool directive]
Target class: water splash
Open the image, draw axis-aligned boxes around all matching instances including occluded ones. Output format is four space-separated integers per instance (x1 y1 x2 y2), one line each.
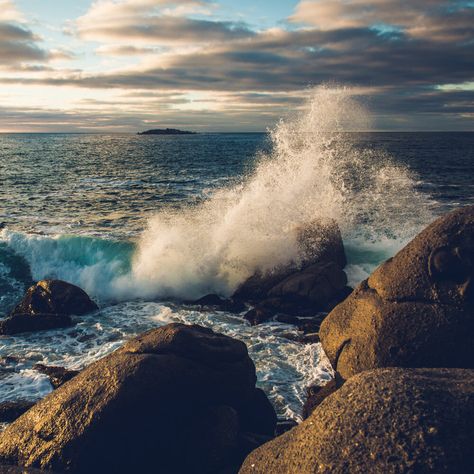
125 86 433 300
0 86 433 302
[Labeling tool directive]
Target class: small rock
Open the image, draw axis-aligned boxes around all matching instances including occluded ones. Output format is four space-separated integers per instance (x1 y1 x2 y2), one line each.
302 379 337 419
33 364 79 389
192 294 246 313
11 279 98 317
233 219 347 304
298 333 320 344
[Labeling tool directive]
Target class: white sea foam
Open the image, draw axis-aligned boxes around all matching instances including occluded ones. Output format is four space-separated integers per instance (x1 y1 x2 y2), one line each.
0 301 333 420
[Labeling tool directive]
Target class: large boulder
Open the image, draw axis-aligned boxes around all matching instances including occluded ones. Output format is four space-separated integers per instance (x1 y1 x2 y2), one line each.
0 323 276 474
233 219 347 303
11 280 98 317
0 280 98 335
240 368 474 474
235 220 349 322
267 261 348 309
320 206 474 382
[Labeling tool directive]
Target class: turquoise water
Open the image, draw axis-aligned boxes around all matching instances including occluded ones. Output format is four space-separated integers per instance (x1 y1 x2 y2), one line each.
1 130 473 420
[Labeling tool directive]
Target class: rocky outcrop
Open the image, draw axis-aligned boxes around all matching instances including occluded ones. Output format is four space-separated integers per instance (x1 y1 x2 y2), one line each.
234 219 347 303
234 220 349 325
267 261 348 308
0 280 98 335
0 323 276 474
11 280 98 317
240 368 474 474
320 206 474 382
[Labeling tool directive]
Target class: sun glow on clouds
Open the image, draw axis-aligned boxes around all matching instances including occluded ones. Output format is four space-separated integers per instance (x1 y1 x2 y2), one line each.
0 0 473 131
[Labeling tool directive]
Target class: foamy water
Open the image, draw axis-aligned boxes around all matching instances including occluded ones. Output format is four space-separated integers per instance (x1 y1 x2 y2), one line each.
1 86 455 420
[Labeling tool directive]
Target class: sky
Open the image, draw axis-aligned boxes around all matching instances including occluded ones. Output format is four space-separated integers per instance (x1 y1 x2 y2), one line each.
0 0 473 132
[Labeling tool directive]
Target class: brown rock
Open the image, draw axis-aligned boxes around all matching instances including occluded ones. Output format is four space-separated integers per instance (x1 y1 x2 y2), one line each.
240 368 474 474
233 219 346 303
320 206 474 382
268 261 347 309
0 323 275 474
11 280 98 317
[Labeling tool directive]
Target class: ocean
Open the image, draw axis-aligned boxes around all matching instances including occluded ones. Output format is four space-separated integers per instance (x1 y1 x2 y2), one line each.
1 89 473 422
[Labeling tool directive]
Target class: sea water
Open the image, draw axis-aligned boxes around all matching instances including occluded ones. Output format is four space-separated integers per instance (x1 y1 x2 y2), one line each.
1 87 473 421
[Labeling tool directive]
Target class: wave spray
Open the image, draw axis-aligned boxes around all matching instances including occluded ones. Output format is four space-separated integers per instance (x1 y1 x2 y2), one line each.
122 86 432 300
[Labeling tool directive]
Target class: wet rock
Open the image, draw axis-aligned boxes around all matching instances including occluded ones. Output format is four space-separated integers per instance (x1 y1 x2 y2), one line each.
240 368 474 474
1 280 98 336
11 280 98 318
233 219 347 304
298 333 320 344
243 298 311 326
268 261 348 309
243 306 274 326
320 206 474 382
0 401 35 423
0 313 73 335
295 314 326 334
192 294 246 313
0 323 276 474
302 379 337 419
33 364 79 389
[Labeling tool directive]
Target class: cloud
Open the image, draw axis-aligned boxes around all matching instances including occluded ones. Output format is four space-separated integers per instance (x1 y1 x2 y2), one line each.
0 0 72 67
0 22 49 65
75 0 252 45
0 0 472 130
95 45 161 56
290 0 473 42
0 0 23 22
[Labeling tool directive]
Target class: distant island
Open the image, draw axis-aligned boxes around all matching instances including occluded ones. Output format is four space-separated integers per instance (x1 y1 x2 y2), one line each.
137 128 197 135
